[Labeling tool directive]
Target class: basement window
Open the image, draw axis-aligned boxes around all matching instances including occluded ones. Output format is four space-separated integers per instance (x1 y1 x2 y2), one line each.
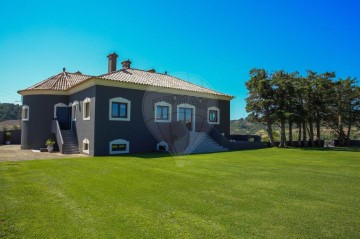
83 138 89 154
109 139 129 154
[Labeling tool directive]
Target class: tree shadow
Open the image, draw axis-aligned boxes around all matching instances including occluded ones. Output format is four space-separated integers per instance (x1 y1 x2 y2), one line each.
299 147 360 153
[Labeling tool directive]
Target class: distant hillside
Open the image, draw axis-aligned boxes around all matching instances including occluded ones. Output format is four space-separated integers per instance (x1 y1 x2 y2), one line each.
230 118 265 135
230 118 360 141
0 103 21 122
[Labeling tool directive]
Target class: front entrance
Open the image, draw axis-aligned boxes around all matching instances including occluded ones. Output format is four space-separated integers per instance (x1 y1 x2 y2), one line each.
55 104 71 130
178 107 194 131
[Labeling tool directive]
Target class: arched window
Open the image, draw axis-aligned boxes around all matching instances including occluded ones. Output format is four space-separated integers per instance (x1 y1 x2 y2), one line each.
157 141 169 151
71 101 79 121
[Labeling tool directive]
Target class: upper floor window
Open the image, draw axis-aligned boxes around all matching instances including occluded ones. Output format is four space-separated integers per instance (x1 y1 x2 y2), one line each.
83 98 91 120
72 101 79 121
109 97 131 121
22 105 29 121
154 101 171 123
208 107 220 124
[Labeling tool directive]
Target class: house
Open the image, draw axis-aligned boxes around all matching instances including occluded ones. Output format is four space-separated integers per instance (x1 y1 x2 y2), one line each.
18 52 262 156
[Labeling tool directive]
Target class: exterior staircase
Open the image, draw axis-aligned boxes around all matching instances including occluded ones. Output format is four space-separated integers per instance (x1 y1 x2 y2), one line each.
185 132 228 154
61 130 80 154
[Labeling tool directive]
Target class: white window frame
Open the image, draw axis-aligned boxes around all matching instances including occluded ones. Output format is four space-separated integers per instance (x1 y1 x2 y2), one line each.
109 97 131 121
71 101 79 121
82 138 89 154
177 103 196 132
154 101 171 123
109 139 129 154
83 98 91 121
22 105 29 121
54 103 67 119
207 106 220 124
157 141 169 151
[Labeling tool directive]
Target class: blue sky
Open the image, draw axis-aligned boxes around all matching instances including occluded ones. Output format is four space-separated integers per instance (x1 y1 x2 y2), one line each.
0 0 359 119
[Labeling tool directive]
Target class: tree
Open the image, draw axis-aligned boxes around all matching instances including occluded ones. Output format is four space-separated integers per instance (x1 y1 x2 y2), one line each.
246 69 276 146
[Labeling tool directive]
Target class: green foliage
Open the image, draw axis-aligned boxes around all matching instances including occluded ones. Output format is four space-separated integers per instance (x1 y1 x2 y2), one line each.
1 149 360 238
0 103 21 121
5 131 11 141
45 139 55 146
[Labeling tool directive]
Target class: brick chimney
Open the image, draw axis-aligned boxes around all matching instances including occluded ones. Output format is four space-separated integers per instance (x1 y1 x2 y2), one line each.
147 68 156 73
121 59 131 69
107 52 118 73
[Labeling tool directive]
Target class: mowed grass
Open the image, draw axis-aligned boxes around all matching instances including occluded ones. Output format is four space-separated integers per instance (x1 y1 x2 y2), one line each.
1 148 360 238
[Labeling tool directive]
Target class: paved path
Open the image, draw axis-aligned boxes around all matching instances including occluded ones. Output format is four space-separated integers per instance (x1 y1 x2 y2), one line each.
0 145 87 162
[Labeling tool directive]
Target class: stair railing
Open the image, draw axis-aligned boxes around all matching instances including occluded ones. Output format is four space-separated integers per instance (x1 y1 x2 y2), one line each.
51 120 64 153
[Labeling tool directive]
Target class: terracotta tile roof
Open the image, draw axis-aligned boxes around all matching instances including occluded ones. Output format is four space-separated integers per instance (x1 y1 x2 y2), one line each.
98 69 232 97
21 68 232 98
25 71 93 91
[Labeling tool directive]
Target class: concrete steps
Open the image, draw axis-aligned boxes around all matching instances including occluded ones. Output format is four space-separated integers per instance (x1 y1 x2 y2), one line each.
61 130 80 154
185 132 228 154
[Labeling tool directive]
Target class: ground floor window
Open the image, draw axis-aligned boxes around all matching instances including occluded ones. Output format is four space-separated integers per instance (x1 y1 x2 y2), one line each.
83 98 91 120
207 107 220 124
155 101 171 122
110 139 129 154
22 105 29 121
83 138 89 154
109 97 131 121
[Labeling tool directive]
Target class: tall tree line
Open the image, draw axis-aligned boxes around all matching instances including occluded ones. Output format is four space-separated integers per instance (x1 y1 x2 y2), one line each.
245 69 360 147
0 103 21 122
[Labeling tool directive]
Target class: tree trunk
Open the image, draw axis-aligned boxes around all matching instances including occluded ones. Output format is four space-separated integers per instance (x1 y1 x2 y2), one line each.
288 119 293 146
279 120 287 147
302 121 308 147
338 115 345 146
297 122 302 147
266 119 275 147
346 122 352 146
309 119 315 147
316 119 321 147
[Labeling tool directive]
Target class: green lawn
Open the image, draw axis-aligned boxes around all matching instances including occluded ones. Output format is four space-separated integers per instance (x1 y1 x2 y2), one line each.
1 148 359 238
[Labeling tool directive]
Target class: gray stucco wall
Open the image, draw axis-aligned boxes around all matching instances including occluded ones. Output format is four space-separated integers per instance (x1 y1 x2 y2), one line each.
22 95 68 149
69 86 96 156
92 85 230 156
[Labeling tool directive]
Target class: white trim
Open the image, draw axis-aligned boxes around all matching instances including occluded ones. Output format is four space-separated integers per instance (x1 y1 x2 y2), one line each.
22 105 29 121
82 138 89 154
54 103 67 118
154 101 171 123
207 106 220 124
109 97 131 121
109 139 129 154
83 98 91 120
157 141 169 151
177 103 196 132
